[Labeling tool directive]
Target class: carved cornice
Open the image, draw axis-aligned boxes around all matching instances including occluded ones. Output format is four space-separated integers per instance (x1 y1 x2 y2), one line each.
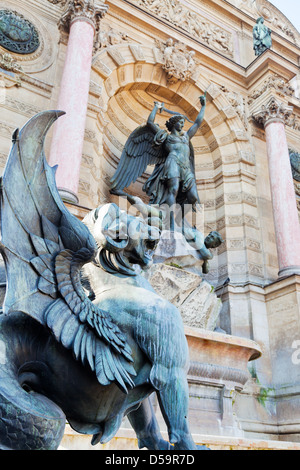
59 0 108 52
252 96 293 127
248 74 295 105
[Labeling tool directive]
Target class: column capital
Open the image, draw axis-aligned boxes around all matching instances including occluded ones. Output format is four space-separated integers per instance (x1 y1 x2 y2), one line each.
252 96 293 127
59 1 108 38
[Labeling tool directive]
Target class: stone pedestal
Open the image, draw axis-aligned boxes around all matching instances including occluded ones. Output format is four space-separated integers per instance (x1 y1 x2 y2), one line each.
60 424 300 450
144 262 262 438
228 275 300 441
184 326 261 437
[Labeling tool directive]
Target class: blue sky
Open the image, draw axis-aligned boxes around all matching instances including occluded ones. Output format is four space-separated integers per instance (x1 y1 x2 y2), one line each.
269 0 300 33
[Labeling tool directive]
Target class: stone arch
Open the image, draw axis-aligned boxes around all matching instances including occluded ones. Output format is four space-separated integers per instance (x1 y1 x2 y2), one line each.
92 43 263 288
92 42 251 174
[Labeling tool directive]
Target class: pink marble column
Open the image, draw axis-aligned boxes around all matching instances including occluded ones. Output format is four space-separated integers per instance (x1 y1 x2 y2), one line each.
254 97 300 277
49 1 107 203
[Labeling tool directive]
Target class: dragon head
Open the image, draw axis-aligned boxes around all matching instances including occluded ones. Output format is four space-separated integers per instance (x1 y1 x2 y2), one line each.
83 203 161 275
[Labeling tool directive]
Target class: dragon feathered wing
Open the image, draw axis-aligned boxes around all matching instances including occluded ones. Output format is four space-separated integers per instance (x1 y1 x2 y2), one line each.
0 111 135 393
110 125 165 191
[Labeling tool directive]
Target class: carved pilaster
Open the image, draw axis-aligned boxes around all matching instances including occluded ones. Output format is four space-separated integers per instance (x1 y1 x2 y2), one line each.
252 96 293 127
59 0 108 52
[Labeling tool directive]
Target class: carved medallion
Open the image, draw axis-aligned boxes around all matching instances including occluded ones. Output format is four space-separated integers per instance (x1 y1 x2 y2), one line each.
0 10 40 55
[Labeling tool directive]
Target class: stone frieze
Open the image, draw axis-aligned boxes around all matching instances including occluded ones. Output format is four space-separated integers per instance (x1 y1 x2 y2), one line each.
129 0 234 57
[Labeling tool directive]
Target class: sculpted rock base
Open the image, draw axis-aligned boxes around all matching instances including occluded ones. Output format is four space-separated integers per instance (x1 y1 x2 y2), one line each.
144 263 221 331
153 230 204 272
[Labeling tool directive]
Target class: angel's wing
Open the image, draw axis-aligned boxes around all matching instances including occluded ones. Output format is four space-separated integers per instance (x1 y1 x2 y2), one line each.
0 111 135 393
110 125 165 191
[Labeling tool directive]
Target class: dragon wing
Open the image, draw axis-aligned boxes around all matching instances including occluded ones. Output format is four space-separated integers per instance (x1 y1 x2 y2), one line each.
0 111 135 393
110 125 165 191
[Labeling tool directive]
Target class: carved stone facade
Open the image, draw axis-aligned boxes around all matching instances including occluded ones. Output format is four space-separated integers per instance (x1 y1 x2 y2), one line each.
132 0 234 57
1 0 300 450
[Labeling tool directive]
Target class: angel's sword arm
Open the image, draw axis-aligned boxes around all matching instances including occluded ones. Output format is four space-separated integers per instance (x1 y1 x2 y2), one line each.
160 107 193 123
158 86 210 123
147 102 163 133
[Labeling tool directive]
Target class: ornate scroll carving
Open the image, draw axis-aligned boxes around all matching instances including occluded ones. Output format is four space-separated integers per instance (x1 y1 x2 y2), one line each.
256 1 298 44
59 0 108 53
248 75 294 105
0 52 23 74
0 53 23 93
252 96 293 127
155 38 197 84
132 0 234 57
220 86 248 129
287 115 300 133
95 25 128 49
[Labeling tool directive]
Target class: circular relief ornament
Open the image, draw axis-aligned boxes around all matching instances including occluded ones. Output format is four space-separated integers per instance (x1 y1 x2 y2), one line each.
0 10 40 55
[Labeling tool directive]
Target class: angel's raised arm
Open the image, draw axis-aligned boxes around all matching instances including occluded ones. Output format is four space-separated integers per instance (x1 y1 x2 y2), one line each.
187 93 206 140
147 101 164 133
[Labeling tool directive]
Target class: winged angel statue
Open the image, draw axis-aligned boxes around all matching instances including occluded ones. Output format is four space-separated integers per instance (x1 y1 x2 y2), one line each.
0 111 207 450
110 95 207 231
